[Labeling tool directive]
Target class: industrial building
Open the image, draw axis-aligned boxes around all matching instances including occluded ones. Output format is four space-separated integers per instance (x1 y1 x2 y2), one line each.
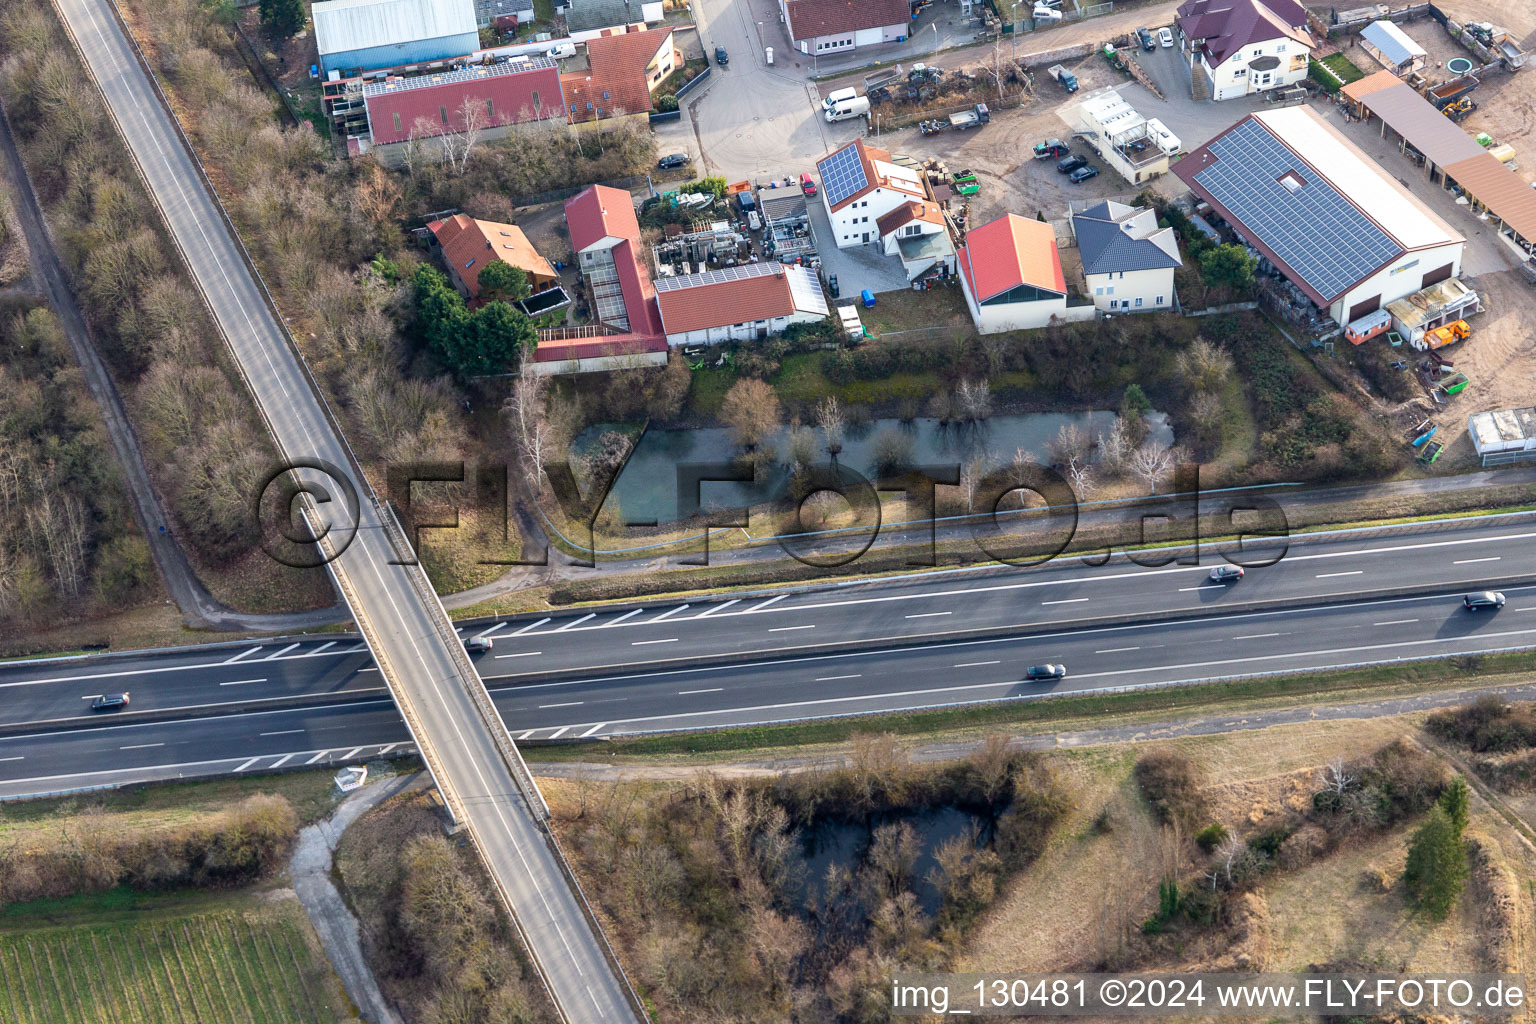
359 58 565 163
1174 107 1464 329
655 263 828 346
780 0 910 56
313 0 480 77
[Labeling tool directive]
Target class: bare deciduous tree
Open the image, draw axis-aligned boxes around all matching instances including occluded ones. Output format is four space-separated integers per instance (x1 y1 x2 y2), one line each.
502 373 553 493
1047 422 1091 469
955 377 993 421
1321 756 1355 796
1129 440 1177 493
1175 337 1235 394
816 395 845 453
1097 416 1133 477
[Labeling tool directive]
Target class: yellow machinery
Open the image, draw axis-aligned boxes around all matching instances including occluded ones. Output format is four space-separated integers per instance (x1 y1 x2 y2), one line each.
1424 319 1470 350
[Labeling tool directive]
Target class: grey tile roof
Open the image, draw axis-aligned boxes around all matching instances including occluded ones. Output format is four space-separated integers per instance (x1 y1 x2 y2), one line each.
1073 201 1183 276
565 0 652 32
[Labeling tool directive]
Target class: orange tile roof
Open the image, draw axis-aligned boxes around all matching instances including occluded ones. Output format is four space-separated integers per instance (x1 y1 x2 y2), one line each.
566 27 672 121
958 213 1065 302
1341 68 1403 104
428 214 557 298
1444 152 1536 243
876 200 943 237
655 266 796 335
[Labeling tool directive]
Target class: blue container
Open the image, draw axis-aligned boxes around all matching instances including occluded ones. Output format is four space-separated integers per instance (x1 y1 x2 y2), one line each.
861 289 875 308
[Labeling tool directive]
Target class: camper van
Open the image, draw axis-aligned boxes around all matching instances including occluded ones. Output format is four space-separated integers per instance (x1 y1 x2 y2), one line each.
1145 117 1182 157
822 87 859 111
824 95 871 122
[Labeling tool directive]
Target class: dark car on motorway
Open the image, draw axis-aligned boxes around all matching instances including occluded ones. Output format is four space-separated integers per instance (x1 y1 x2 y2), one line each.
463 636 493 653
1464 591 1506 611
1068 164 1100 183
1137 26 1155 51
1056 154 1087 174
1025 664 1067 681
715 46 729 65
1209 565 1245 582
92 692 130 711
657 153 688 169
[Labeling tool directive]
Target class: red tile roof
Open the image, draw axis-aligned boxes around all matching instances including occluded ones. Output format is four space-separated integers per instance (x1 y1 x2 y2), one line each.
958 214 1065 303
533 329 666 363
428 214 558 298
564 184 641 253
876 200 943 237
784 0 909 42
364 63 564 146
655 267 797 335
564 27 672 121
815 138 927 213
1176 0 1312 67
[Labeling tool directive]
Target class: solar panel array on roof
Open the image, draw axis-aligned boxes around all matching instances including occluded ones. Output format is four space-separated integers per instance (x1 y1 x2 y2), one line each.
1195 119 1400 302
654 261 781 293
817 145 869 209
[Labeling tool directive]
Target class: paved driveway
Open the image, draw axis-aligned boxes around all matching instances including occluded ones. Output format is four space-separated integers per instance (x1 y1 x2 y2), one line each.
807 200 912 297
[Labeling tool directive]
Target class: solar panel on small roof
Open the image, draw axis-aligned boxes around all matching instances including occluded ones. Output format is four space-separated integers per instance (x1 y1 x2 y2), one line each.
1194 119 1399 302
654 261 781 292
817 145 869 209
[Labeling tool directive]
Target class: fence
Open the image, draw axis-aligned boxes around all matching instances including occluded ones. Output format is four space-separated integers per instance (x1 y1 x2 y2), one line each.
675 64 712 100
511 172 651 208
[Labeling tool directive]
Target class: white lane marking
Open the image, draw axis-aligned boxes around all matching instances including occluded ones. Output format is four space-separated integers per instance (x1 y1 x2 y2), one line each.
263 643 301 660
218 677 269 687
604 609 643 627
548 726 571 739
578 723 606 738
120 743 164 750
518 730 536 740
1094 647 1141 654
511 618 550 635
378 743 400 755
749 594 787 612
540 701 585 709
906 611 952 619
678 688 723 694
1374 618 1420 626
696 600 740 618
342 643 368 654
815 674 862 682
234 757 260 773
955 660 1001 667
357 667 378 673
1233 633 1283 640
1177 586 1207 592
651 604 689 622
632 638 678 645
1042 598 1090 605
0 756 24 762
310 641 336 655
305 751 329 765
261 730 304 737
770 625 815 632
1316 570 1363 578
343 747 363 760
224 647 261 664
496 651 544 659
270 753 295 768
475 622 507 638
557 613 596 632
1455 557 1501 565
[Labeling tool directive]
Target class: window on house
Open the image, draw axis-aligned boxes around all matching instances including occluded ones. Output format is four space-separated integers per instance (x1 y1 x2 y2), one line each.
392 112 401 132
532 91 541 109
1253 47 1262 54
1094 286 1103 295
1278 170 1306 193
1234 70 1247 77
1135 297 1143 306
602 90 611 100
465 259 477 269
486 98 495 117
1276 43 1286 52
439 105 449 124
1156 295 1165 304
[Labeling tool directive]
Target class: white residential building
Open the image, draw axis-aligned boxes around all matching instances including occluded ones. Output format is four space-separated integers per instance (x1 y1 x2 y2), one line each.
654 263 828 346
815 139 929 249
1075 89 1179 185
780 0 910 56
1070 201 1182 313
1176 0 1314 100
958 214 1090 334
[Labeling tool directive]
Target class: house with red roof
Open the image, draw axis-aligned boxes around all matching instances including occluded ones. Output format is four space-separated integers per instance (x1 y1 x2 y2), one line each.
780 0 910 57
529 184 666 375
1176 0 1314 100
563 26 677 124
427 214 559 302
815 139 930 249
655 263 828 346
957 214 1086 334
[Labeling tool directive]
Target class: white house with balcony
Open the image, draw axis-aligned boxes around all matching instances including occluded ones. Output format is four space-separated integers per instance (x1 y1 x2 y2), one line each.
1070 201 1182 313
1176 0 1314 100
815 139 929 249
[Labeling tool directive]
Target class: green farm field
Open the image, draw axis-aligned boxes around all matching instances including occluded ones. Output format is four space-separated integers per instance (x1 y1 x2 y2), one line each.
0 900 353 1024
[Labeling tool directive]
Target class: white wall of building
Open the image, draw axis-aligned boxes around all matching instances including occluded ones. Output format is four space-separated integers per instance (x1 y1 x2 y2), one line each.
664 309 823 346
825 187 920 248
526 350 667 375
881 219 943 256
1200 38 1310 100
1086 267 1176 312
1327 241 1464 324
960 277 1080 334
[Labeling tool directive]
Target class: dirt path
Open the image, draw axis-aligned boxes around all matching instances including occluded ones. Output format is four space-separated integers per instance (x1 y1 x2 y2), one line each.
528 680 1536 780
288 771 428 1024
0 101 344 634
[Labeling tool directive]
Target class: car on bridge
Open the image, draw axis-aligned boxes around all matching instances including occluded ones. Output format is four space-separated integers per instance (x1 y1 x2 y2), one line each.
1209 565 1245 583
91 692 130 711
1464 591 1506 611
463 636 494 653
1025 664 1067 681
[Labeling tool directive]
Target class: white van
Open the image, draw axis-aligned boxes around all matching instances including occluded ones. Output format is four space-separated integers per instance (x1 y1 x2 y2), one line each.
822 87 858 111
824 95 871 122
765 46 774 65
546 42 577 60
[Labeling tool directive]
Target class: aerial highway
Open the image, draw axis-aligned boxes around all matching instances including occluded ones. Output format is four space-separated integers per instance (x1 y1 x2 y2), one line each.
3 513 1534 798
51 0 641 1018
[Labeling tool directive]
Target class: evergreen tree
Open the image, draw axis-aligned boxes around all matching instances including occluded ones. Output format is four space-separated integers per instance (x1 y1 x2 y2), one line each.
1440 777 1470 840
477 261 530 304
259 0 304 39
1403 805 1467 919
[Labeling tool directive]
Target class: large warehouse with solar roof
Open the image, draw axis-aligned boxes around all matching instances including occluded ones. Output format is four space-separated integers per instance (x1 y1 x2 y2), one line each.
1174 107 1464 329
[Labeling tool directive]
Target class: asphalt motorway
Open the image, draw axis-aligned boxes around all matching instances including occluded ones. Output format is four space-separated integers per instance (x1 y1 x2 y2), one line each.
4 514 1536 792
53 0 640 1019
